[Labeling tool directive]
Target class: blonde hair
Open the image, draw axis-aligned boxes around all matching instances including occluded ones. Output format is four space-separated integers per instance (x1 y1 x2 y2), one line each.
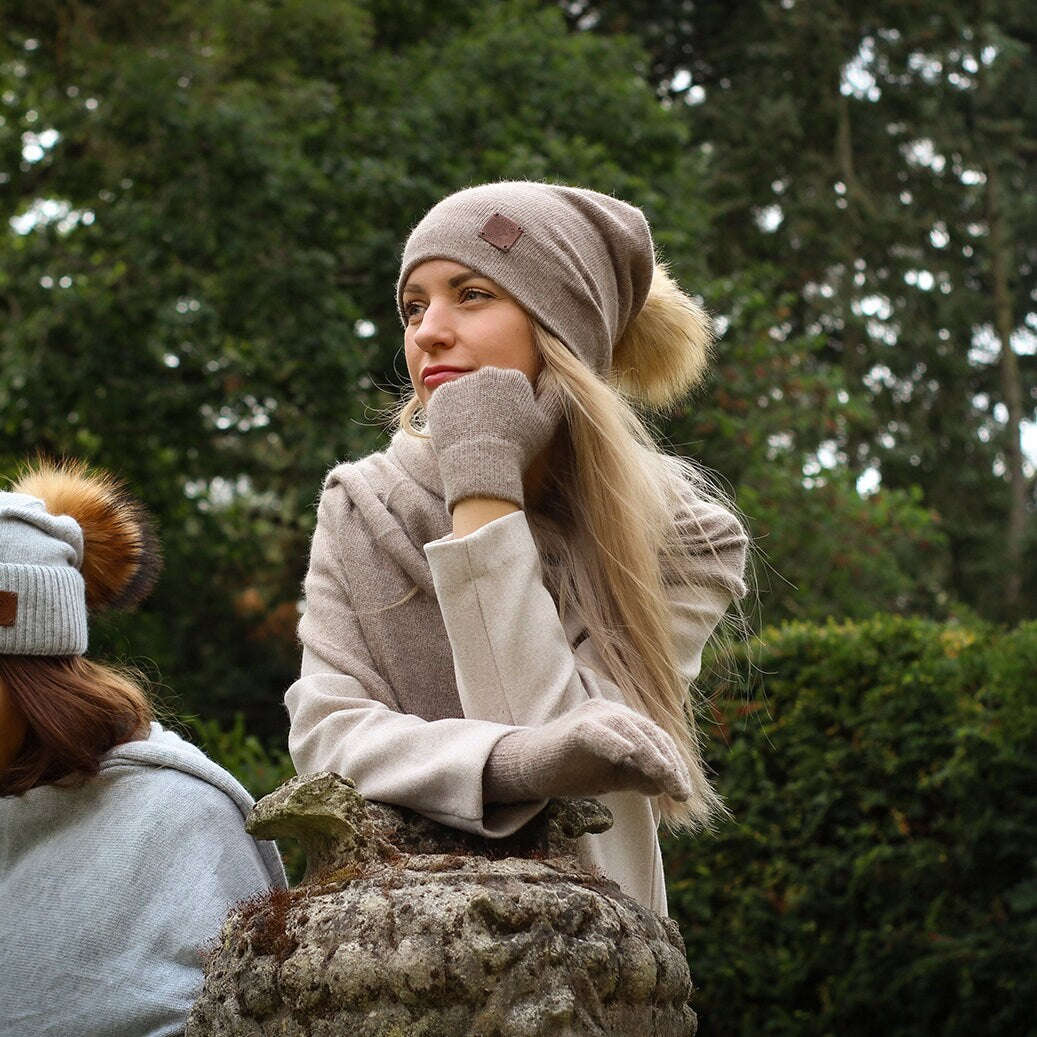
542 327 741 830
399 322 747 831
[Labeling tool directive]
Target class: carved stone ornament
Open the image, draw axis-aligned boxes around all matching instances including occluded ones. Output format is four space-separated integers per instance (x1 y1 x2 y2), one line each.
187 772 697 1036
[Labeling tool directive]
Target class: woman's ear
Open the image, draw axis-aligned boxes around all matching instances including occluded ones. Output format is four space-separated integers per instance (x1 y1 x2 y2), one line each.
611 263 714 409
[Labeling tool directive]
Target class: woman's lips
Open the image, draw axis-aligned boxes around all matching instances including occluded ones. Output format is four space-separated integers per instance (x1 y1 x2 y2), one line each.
422 367 469 389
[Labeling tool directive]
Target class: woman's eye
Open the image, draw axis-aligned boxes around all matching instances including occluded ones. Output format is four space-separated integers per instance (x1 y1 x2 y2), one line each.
460 287 493 303
402 300 425 321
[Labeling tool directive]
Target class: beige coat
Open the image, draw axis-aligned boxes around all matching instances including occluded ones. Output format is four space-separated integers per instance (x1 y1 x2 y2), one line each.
287 430 746 914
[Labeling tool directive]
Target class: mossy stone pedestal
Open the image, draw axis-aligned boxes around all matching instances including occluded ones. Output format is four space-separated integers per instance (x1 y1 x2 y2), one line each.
188 772 697 1036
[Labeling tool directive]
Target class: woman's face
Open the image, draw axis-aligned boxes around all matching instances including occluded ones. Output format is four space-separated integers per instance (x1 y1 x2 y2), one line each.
401 259 541 407
0 674 27 774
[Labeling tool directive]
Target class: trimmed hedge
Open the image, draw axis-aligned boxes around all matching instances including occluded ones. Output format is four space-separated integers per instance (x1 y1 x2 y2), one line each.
665 617 1037 1036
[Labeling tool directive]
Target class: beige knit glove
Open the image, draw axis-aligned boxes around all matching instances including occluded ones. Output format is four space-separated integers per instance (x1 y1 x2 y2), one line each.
483 699 692 803
425 367 564 512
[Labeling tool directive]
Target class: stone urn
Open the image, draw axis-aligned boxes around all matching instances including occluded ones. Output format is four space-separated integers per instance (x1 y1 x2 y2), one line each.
187 772 697 1036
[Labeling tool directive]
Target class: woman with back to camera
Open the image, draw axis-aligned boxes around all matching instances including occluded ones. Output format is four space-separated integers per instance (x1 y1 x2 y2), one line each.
287 181 749 915
0 460 285 1037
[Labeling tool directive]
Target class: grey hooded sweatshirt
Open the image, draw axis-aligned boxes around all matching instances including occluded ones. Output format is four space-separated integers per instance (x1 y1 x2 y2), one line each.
0 723 286 1037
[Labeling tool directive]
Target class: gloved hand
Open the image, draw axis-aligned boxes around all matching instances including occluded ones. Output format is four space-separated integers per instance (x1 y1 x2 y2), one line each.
425 366 564 512
483 699 692 803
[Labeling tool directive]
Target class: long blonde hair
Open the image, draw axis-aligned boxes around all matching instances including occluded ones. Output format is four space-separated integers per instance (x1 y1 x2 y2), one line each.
399 320 746 831
540 326 741 831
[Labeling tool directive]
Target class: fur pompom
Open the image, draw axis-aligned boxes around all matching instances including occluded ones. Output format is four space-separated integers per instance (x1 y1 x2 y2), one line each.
611 263 714 408
12 460 162 612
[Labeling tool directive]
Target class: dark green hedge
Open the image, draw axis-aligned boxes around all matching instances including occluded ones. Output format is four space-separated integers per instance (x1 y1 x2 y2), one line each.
665 616 1037 1036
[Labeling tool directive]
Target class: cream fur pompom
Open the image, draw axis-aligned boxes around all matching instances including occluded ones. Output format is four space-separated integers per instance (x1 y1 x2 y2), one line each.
13 460 162 612
610 263 714 408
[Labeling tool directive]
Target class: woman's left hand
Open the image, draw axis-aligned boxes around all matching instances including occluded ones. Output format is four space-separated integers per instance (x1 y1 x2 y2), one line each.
425 367 564 512
483 699 693 803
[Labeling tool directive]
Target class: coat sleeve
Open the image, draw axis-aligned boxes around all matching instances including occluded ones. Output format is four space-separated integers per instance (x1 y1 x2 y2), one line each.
424 509 741 727
287 651 542 834
287 482 543 836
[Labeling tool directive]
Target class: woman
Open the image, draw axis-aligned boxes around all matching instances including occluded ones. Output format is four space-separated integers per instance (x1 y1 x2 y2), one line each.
287 181 749 915
0 460 285 1037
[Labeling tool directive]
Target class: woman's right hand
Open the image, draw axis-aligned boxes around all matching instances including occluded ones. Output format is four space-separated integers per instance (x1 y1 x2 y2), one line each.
482 699 692 803
425 366 564 512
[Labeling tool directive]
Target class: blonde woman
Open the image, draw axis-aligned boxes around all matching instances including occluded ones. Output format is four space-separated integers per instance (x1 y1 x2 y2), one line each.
287 181 748 915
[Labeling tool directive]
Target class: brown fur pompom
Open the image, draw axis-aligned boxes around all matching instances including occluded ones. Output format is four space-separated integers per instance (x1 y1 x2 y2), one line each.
611 262 714 408
12 460 162 612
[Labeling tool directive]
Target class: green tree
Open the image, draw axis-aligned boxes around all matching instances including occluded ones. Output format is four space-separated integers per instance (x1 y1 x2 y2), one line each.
563 0 1036 621
0 0 728 725
668 268 948 621
1 0 385 733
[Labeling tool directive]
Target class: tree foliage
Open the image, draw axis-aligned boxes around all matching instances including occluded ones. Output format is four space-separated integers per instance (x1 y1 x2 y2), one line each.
1 0 722 728
2 0 386 732
1 0 1031 732
566 0 1037 620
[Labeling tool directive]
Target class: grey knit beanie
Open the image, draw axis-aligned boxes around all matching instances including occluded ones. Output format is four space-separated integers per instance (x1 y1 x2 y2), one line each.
397 181 655 376
0 461 162 657
0 492 88 655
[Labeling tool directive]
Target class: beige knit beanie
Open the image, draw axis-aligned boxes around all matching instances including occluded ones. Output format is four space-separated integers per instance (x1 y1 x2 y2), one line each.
397 181 714 406
398 181 651 376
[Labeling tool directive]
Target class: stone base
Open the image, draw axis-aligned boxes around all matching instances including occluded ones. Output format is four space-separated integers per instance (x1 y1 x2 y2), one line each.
187 773 697 1037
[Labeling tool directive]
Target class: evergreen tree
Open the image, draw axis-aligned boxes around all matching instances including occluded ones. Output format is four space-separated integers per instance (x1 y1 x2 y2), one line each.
564 0 1036 620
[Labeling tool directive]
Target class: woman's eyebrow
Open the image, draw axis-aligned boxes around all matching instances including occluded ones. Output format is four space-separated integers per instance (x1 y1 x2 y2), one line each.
402 270 486 295
447 270 482 288
452 269 499 290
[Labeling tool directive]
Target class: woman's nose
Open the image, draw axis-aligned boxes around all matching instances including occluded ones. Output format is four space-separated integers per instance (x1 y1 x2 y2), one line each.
411 299 455 353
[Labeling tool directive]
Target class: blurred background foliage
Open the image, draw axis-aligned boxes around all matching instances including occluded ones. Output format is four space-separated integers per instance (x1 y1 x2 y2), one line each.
2 0 1034 1028
2 0 1032 735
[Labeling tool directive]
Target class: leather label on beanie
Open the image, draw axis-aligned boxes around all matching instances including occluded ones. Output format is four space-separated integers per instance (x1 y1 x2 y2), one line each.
478 213 523 252
0 591 16 627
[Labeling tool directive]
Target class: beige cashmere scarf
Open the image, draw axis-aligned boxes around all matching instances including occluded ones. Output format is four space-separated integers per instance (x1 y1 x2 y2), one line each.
297 431 746 727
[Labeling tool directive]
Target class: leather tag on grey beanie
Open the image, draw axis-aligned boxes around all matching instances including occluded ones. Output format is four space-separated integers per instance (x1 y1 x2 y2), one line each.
479 213 523 252
0 591 16 627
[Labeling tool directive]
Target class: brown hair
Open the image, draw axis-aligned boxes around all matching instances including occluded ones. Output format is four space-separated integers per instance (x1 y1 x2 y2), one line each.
0 655 153 796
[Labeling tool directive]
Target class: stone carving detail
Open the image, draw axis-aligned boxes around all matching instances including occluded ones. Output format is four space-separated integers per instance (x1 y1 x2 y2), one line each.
188 772 697 1036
